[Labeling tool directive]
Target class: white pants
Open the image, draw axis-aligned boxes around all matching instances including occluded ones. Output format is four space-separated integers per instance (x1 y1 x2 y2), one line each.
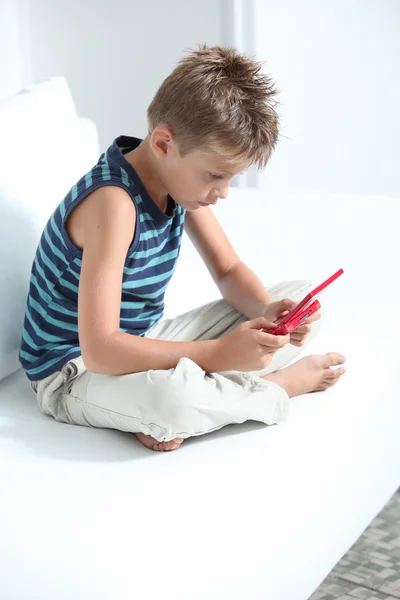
32 280 325 442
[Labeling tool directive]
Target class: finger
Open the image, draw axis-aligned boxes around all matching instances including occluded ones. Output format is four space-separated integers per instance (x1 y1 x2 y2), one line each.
303 310 321 324
248 316 279 331
289 338 304 347
290 328 308 337
255 330 290 348
290 334 306 344
279 298 297 312
293 323 312 334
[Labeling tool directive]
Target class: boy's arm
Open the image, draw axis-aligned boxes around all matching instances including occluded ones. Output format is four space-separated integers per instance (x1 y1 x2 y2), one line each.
78 187 220 375
184 207 273 319
217 261 273 319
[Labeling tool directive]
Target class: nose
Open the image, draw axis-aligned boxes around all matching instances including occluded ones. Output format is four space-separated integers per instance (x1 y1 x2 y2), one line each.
214 182 230 200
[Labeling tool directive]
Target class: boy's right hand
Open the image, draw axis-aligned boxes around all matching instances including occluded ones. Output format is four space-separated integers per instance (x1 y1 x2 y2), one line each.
215 317 291 372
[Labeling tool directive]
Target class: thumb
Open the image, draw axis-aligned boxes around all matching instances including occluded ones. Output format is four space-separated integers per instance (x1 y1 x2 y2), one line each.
277 298 297 313
247 316 279 331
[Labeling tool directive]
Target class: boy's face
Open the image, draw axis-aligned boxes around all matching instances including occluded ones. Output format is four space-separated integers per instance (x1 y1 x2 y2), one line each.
152 129 249 211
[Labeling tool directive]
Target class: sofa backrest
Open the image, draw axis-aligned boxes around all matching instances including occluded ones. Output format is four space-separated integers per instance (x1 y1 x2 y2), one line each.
0 77 99 382
1 77 398 385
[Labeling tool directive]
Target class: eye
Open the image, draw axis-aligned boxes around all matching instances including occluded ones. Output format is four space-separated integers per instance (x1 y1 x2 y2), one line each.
209 173 224 180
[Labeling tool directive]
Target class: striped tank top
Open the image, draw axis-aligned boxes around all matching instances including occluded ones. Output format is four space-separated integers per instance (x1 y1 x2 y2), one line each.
19 135 186 381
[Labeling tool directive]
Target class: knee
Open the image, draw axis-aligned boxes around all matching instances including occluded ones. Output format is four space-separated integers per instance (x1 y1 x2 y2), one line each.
144 357 206 432
265 279 314 304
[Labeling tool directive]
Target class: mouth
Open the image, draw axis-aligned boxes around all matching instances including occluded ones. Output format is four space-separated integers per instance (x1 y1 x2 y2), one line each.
199 200 218 207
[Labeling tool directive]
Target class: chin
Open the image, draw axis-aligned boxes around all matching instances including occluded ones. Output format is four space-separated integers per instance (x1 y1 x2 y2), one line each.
176 200 201 211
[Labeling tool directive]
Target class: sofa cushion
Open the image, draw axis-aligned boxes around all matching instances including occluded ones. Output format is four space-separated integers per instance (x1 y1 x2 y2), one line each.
0 78 99 382
0 315 398 600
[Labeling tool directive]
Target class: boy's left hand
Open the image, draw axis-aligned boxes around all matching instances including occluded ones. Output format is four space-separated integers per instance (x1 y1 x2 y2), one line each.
263 298 322 347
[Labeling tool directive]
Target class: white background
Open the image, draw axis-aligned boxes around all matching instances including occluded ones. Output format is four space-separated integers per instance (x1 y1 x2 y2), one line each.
0 0 24 99
1 0 399 197
254 0 400 197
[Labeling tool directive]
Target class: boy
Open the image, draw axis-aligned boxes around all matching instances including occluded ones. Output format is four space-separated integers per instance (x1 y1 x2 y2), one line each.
20 44 346 452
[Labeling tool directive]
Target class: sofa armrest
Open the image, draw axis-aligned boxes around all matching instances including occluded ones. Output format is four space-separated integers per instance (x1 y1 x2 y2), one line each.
75 117 101 171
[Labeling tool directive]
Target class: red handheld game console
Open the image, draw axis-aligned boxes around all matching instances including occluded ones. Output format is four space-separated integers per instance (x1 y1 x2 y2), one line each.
264 268 344 336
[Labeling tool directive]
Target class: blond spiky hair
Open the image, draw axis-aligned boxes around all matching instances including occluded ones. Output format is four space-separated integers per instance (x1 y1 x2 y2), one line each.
147 43 280 169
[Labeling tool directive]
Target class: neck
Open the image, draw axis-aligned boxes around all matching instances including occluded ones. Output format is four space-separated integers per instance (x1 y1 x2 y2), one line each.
126 137 169 213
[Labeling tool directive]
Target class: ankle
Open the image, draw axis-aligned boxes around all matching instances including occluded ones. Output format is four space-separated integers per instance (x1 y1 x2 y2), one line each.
262 372 292 397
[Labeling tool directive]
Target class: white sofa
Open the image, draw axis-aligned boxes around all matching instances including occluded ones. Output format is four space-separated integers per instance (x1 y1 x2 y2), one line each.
0 78 399 600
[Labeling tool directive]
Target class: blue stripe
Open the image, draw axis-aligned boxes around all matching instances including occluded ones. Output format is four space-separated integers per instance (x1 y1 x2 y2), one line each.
120 318 158 334
44 226 68 266
50 213 68 250
139 212 153 222
139 221 170 241
20 145 185 381
101 156 111 180
123 266 175 290
59 277 79 294
71 184 78 201
48 302 78 317
38 243 64 279
130 226 181 259
73 228 182 269
22 325 74 353
26 345 79 376
61 262 80 282
52 288 66 301
25 305 66 343
120 298 164 310
123 248 180 276
20 349 41 362
85 172 93 188
30 273 52 304
46 314 78 333
128 278 171 300
22 327 41 352
29 296 48 320
29 280 50 308
33 257 55 294
121 309 162 322
121 167 130 187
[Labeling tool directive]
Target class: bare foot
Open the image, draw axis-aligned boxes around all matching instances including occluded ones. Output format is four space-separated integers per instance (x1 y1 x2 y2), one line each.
262 352 347 397
134 432 184 452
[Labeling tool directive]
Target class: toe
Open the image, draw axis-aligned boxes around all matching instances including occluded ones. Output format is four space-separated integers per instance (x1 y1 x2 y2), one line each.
138 435 184 452
326 366 347 379
135 433 184 452
155 440 182 451
324 371 346 388
324 352 346 368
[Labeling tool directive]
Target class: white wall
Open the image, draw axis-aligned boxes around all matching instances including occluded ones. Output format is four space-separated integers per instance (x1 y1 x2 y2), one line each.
0 0 23 99
28 0 227 152
254 0 400 198
7 0 400 197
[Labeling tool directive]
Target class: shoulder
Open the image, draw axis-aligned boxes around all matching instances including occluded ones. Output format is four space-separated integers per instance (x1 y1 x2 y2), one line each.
66 185 137 251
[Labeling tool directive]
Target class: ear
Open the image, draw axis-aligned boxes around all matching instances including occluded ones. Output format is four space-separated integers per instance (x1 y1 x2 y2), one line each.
150 125 176 160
